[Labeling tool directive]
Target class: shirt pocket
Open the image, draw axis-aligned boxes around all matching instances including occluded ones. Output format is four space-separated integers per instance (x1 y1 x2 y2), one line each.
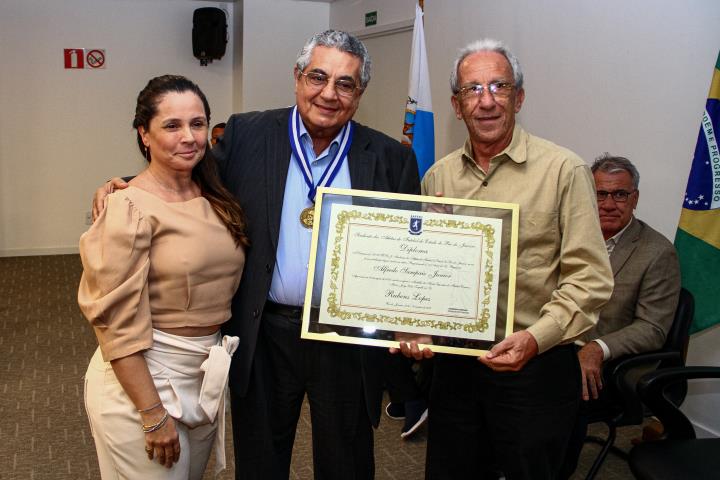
517 211 559 270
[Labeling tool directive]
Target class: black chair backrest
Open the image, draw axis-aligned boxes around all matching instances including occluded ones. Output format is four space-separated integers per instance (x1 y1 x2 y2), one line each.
608 288 695 418
659 287 694 406
661 287 694 363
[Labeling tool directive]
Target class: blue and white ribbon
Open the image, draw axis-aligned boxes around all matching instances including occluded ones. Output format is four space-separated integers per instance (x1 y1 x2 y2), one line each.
288 105 354 203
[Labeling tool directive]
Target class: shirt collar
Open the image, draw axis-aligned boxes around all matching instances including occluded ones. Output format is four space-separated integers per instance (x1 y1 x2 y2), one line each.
298 119 344 163
606 217 634 254
461 124 529 167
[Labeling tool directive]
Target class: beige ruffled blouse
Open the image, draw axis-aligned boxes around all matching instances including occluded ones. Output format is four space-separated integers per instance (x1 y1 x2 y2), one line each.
78 186 245 361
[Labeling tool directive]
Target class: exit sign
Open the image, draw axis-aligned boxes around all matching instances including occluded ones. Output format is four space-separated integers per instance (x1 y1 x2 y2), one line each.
365 11 377 27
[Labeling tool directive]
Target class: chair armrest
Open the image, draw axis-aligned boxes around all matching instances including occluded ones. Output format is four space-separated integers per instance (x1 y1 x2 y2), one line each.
602 352 682 422
609 351 683 379
637 366 720 440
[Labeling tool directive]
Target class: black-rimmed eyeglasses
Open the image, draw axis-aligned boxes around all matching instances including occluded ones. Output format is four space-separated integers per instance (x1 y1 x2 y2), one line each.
596 189 636 203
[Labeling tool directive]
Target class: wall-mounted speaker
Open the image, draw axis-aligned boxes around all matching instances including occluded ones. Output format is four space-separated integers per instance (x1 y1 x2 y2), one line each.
192 7 227 66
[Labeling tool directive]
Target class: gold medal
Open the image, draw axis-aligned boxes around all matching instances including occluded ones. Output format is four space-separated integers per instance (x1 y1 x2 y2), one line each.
300 206 314 228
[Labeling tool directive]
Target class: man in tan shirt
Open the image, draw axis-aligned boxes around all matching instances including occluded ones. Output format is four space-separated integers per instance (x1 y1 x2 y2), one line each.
410 39 613 479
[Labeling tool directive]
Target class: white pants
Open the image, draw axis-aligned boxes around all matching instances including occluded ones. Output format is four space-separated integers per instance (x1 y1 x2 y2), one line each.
84 330 238 480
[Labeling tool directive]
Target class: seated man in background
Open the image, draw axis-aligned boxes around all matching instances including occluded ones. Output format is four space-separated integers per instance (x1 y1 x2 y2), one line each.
210 122 226 146
561 153 682 477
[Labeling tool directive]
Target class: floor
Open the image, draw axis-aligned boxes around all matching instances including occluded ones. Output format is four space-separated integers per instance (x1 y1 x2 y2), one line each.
0 254 643 479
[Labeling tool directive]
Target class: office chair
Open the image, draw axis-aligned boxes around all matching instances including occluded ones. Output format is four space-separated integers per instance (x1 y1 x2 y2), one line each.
629 365 720 479
582 288 695 479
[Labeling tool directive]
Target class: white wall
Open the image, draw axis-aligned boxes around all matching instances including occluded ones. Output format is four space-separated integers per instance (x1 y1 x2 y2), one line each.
0 0 332 256
331 0 720 437
331 0 415 138
335 0 720 243
241 0 329 112
330 0 415 32
0 0 236 256
683 325 720 436
353 31 413 140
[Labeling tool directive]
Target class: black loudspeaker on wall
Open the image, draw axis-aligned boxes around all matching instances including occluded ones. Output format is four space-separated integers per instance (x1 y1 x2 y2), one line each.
193 7 227 66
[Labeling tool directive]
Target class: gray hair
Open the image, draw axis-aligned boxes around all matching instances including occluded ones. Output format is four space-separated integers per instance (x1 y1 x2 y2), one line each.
450 38 524 94
591 153 640 189
295 30 372 89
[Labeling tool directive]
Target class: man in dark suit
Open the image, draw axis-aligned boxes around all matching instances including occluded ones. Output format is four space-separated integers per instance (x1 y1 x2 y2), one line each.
561 153 681 477
212 30 419 479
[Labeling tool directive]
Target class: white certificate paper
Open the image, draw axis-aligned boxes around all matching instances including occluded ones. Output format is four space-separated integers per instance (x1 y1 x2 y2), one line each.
318 203 503 341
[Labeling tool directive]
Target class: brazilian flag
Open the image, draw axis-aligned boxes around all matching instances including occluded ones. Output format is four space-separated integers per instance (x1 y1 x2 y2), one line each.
676 51 720 334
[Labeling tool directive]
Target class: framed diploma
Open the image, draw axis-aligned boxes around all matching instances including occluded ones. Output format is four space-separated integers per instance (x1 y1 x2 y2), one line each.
300 187 518 356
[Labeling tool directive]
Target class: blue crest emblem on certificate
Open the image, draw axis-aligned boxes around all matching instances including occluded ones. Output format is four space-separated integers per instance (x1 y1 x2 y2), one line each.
409 215 423 235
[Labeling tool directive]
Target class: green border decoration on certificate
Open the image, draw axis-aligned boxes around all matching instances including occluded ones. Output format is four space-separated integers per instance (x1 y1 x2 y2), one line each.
301 187 519 356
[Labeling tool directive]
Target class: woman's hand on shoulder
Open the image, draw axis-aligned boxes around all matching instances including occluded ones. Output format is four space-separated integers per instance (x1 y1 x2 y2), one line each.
92 177 128 221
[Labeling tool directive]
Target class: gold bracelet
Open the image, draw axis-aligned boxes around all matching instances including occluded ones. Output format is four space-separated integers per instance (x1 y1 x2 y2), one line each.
137 401 162 413
141 409 169 433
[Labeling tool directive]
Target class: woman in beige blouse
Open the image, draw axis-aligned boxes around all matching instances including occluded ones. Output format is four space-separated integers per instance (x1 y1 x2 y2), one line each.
78 75 248 479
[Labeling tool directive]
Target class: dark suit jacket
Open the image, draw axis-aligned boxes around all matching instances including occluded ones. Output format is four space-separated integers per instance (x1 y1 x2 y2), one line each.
578 218 681 358
213 107 420 426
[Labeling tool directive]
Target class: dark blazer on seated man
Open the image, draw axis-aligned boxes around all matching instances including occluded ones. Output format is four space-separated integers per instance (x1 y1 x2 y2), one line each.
561 153 681 479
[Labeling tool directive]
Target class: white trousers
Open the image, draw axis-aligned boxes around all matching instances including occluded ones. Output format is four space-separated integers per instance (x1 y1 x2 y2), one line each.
84 330 238 480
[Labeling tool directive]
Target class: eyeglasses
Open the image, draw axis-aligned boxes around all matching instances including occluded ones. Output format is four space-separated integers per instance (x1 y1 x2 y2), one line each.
596 189 636 203
456 81 514 101
298 71 361 98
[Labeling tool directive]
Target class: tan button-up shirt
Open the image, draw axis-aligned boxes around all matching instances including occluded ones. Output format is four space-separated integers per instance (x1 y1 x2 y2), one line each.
422 125 613 353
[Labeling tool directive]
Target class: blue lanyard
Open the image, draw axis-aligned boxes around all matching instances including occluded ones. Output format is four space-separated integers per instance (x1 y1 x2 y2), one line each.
288 105 354 203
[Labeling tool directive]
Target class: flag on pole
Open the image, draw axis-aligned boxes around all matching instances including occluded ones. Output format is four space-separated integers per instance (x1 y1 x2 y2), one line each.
675 50 720 334
402 3 434 178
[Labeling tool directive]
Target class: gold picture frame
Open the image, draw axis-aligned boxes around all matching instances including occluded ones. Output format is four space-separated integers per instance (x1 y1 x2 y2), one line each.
300 187 519 356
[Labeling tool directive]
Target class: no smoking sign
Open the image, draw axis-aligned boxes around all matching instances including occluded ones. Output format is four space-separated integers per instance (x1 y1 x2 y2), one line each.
63 48 106 69
86 49 105 69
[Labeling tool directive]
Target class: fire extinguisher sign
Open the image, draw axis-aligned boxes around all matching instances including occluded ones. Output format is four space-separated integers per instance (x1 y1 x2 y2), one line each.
64 48 106 69
64 49 85 69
